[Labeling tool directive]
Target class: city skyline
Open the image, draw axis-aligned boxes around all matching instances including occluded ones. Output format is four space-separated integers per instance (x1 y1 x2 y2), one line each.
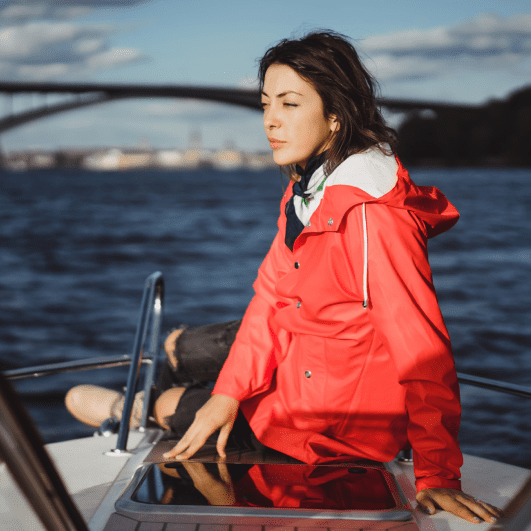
0 0 530 152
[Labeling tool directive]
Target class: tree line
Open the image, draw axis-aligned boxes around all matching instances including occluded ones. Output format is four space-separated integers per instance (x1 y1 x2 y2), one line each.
397 85 531 167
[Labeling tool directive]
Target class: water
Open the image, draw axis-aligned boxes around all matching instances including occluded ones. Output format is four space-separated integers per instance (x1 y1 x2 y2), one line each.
1 166 530 468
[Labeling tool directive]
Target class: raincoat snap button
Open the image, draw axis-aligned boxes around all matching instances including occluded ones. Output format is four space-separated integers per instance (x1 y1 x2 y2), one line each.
328 218 333 225
304 370 311 378
297 301 301 308
306 221 311 227
294 262 300 269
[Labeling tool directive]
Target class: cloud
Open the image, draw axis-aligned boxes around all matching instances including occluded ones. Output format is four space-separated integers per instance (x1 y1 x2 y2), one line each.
0 2 148 80
362 12 531 82
87 47 143 68
0 4 48 20
0 3 93 22
0 22 112 61
0 1 148 21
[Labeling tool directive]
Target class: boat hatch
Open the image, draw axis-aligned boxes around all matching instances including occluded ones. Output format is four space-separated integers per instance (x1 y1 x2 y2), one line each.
109 443 416 530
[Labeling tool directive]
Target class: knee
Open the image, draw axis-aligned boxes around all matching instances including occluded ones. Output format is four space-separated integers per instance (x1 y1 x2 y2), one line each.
154 387 186 430
164 329 184 368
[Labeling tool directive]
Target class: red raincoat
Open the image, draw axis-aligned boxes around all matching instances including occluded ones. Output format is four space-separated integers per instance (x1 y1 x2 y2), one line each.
213 150 462 493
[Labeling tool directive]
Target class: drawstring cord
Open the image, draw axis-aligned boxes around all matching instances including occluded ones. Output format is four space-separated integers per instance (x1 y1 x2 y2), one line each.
362 202 368 308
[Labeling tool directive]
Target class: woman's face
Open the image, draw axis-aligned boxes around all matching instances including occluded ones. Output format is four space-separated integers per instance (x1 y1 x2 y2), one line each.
262 64 338 169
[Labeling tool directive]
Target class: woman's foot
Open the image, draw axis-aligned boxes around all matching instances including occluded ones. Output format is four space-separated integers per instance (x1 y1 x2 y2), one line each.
65 384 144 428
164 328 184 369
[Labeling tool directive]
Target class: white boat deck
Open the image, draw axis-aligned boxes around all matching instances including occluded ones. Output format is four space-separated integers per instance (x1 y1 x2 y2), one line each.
1 429 529 531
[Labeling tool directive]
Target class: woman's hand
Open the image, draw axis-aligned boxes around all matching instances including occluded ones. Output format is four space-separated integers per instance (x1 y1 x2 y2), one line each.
416 488 502 523
162 394 240 460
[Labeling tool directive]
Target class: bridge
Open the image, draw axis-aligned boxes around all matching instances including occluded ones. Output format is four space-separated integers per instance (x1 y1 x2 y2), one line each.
0 81 480 134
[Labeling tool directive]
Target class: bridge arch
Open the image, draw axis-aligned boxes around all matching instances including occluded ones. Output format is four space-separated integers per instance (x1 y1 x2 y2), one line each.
0 82 263 134
0 81 477 134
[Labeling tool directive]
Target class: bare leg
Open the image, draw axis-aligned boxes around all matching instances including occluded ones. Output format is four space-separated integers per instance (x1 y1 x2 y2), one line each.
65 385 124 428
154 387 187 430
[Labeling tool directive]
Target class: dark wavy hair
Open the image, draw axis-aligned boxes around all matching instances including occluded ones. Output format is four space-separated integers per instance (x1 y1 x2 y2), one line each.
258 30 397 175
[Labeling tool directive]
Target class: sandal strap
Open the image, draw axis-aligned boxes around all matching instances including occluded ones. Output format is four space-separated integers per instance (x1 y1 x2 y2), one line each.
111 390 144 428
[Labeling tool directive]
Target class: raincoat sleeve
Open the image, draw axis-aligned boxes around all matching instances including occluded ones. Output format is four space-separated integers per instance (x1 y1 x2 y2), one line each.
213 231 289 402
363 203 463 493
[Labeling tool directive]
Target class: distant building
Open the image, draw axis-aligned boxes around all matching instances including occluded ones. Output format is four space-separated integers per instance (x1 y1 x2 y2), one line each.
4 149 55 170
155 150 184 168
83 149 122 171
119 150 154 170
83 148 155 171
30 152 55 169
2 146 277 172
212 149 244 170
4 152 28 171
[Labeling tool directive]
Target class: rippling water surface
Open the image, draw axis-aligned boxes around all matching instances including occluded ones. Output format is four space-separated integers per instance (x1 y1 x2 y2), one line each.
0 167 530 468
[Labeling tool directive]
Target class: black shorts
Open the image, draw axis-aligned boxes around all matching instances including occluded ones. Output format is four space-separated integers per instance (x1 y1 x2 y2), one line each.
155 319 257 450
162 319 242 385
161 384 257 450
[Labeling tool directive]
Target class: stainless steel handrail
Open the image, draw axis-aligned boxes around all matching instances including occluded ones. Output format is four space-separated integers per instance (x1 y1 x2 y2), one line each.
138 277 164 430
112 271 164 454
457 372 531 399
3 355 153 381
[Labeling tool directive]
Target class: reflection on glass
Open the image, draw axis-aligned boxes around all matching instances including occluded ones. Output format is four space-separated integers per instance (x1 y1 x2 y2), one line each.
133 462 397 510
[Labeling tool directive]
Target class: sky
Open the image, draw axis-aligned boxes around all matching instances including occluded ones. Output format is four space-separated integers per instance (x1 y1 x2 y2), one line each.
1 0 531 152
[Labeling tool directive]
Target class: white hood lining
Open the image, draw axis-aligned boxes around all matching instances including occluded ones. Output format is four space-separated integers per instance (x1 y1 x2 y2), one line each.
293 145 398 227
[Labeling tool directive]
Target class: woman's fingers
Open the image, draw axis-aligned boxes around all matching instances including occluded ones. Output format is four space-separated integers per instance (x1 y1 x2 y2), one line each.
459 496 503 521
416 494 436 515
478 500 503 518
163 423 209 460
172 435 208 460
162 394 240 461
162 417 207 459
216 419 235 459
444 497 490 523
416 488 501 524
449 492 502 523
162 434 192 459
162 438 185 459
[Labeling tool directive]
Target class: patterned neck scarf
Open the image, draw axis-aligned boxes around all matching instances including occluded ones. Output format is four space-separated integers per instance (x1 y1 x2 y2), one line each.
285 151 328 251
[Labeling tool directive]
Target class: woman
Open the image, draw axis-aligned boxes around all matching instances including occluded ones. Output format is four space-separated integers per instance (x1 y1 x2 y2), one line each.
69 30 501 523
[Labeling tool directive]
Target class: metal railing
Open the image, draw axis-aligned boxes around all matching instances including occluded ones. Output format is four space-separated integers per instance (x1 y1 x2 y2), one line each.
112 271 164 453
457 372 531 399
3 354 153 381
4 272 165 454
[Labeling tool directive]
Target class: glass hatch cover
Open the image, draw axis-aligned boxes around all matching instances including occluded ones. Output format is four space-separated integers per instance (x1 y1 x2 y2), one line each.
132 462 399 510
